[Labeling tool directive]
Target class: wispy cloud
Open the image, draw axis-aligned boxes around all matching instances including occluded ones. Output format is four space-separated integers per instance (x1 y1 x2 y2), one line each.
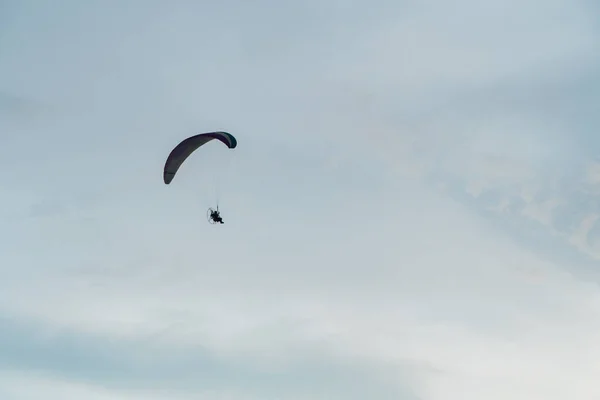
1 0 599 399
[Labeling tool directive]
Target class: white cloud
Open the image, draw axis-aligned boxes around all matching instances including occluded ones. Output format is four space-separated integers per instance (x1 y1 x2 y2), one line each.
3 176 600 399
1 0 600 398
0 371 195 400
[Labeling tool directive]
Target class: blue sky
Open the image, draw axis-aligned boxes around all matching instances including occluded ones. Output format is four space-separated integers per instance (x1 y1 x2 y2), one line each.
1 0 600 399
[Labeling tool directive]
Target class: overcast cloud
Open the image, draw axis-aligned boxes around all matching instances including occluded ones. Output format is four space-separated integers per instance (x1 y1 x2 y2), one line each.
1 0 600 399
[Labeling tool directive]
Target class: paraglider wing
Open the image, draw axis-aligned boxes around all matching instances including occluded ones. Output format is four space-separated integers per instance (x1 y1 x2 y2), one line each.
163 131 237 184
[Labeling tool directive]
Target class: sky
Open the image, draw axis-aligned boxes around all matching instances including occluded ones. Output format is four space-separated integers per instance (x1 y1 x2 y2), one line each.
1 0 600 399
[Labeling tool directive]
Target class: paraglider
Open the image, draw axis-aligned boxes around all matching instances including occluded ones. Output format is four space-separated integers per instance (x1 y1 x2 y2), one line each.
163 131 237 224
207 207 224 224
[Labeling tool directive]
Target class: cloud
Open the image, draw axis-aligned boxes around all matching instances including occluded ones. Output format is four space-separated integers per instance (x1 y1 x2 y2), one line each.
0 312 417 399
1 0 600 399
4 174 600 399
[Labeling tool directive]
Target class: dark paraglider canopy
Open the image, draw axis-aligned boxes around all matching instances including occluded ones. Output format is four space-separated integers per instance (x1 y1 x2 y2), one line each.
163 131 237 185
